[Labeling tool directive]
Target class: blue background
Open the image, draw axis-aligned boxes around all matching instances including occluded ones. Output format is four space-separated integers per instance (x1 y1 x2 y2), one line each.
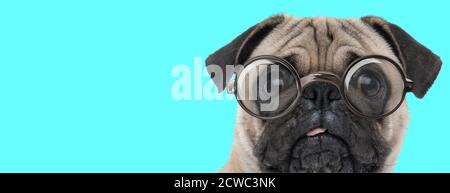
0 0 448 172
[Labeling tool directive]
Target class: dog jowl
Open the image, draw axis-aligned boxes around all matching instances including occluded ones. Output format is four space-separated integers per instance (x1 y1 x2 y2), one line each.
205 14 442 173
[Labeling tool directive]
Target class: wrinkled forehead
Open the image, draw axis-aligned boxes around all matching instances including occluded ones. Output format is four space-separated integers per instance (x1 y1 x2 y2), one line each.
247 16 400 76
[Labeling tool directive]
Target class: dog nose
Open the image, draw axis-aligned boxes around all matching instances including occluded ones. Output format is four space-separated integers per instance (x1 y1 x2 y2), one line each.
302 81 341 107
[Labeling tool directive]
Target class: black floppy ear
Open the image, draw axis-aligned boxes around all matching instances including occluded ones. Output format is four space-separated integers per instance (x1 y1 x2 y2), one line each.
205 14 285 92
362 16 442 98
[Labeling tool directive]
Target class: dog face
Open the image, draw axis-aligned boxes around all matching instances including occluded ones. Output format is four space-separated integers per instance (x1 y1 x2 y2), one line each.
206 14 442 173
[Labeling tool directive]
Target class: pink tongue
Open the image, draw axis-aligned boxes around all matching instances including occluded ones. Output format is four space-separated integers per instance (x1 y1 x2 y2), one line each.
306 127 327 137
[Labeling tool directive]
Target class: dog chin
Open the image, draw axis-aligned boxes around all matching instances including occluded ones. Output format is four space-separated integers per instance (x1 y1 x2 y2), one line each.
289 133 353 173
256 110 388 173
259 131 383 173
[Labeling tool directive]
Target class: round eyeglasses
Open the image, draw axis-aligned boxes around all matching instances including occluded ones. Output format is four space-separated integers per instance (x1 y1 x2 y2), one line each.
228 55 414 120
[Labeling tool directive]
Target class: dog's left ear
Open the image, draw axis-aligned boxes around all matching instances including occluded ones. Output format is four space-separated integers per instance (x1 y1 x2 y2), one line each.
362 16 442 98
205 14 285 92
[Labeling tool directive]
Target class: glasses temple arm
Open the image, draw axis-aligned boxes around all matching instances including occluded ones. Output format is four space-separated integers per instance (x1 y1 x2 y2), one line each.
405 78 414 92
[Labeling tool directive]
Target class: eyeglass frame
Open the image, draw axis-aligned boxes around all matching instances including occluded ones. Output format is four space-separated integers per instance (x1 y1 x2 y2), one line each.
228 55 414 120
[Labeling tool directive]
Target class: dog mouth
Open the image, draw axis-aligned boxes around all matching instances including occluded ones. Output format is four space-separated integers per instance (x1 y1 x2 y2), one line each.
288 130 354 173
255 110 389 173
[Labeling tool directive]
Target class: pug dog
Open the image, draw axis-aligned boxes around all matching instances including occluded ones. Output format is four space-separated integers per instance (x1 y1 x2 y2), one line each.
205 14 442 173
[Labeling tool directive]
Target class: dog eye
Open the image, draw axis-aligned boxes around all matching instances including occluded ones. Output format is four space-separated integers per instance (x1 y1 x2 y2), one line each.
257 65 289 101
357 72 382 97
270 78 284 90
272 66 295 89
236 58 300 118
344 57 405 117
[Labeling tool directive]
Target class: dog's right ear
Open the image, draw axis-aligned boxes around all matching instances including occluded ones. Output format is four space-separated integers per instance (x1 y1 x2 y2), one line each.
205 14 285 92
